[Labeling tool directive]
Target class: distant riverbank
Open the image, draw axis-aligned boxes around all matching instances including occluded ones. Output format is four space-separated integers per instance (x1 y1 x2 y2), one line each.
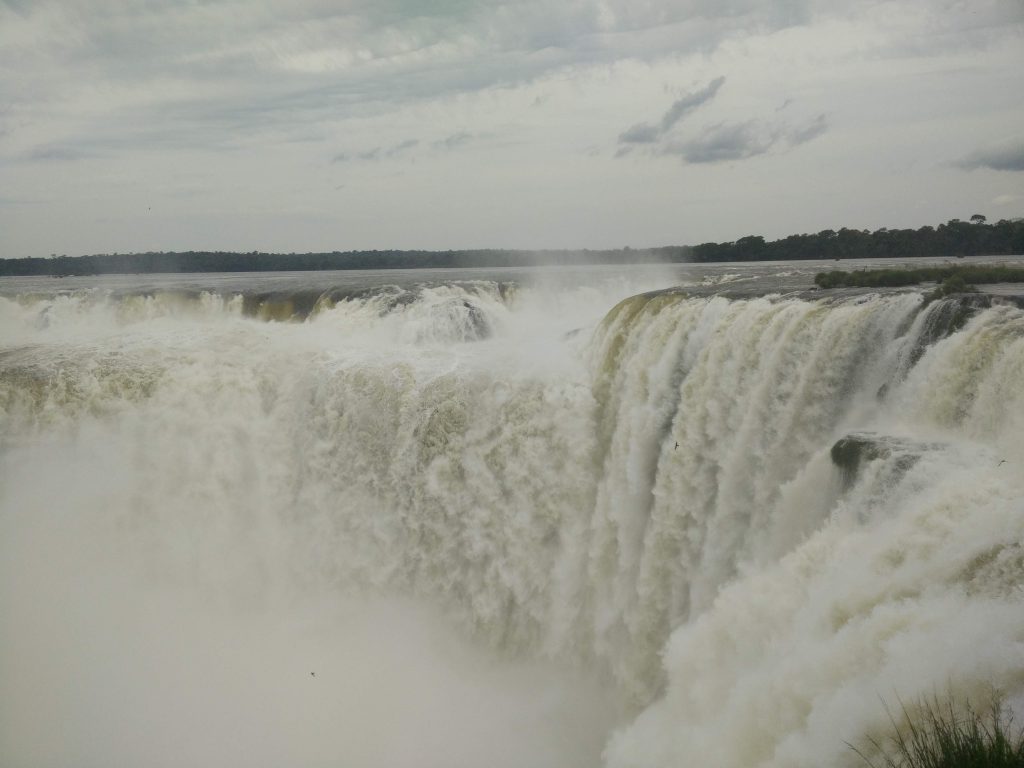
3 216 1022 276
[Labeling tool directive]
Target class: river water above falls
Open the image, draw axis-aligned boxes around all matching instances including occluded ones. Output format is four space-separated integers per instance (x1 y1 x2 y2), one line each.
2 259 1023 767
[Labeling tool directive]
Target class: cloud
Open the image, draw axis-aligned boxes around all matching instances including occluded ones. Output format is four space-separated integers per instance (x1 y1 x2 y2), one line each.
2 0 1010 162
665 121 775 164
26 145 94 162
385 139 419 157
432 132 475 151
0 1 828 157
615 78 827 164
619 76 724 145
659 76 725 132
332 139 419 163
786 114 828 146
957 138 1024 172
618 122 660 145
635 109 827 164
2 0 1022 257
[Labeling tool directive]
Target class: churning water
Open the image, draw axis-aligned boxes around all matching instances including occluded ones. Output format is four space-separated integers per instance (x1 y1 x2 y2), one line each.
2 261 1023 767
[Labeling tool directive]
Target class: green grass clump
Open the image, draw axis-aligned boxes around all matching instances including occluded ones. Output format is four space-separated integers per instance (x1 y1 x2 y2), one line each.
853 696 1024 768
814 265 1024 290
924 274 978 305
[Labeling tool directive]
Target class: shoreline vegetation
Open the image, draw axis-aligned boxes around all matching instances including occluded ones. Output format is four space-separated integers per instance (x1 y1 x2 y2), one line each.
852 695 1024 768
814 264 1024 301
1 216 1022 277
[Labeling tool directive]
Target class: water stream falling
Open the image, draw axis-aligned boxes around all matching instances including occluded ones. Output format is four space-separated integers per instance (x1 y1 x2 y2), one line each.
2 268 1022 767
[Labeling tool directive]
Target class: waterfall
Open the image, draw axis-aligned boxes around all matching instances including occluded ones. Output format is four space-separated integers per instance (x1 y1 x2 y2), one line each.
2 277 1022 767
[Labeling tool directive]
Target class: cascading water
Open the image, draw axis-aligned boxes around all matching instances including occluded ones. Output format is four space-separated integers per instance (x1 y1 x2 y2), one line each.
1 270 1022 767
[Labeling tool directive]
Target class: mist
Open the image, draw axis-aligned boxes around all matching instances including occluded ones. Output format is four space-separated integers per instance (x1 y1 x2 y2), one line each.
0 431 623 768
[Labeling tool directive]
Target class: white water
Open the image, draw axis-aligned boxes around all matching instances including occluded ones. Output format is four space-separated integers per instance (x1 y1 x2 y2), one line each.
1 270 1023 767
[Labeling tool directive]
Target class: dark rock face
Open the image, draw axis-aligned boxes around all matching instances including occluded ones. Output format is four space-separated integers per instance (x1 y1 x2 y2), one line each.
242 291 323 321
830 432 941 490
461 300 492 340
909 294 988 362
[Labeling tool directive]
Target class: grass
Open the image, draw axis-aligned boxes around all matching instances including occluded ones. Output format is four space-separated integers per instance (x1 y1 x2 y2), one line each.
814 265 1024 291
851 695 1024 768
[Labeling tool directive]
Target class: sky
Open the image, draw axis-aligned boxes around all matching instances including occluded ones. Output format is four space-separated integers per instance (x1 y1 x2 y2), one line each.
1 0 1022 258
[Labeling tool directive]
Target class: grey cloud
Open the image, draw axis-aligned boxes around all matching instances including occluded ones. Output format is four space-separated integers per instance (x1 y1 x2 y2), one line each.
618 123 660 144
627 109 827 164
16 0 997 162
0 1 819 155
619 76 725 145
666 121 776 164
385 139 419 157
873 2 1024 59
786 114 828 146
660 76 725 132
332 138 419 163
957 138 1024 172
433 132 474 151
6 0 1018 160
26 145 94 162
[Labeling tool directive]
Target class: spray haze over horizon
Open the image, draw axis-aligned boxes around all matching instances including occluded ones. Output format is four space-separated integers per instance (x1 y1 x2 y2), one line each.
2 262 1023 766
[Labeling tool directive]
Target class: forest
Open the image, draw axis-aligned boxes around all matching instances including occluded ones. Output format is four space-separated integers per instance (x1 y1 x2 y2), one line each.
1 216 1021 276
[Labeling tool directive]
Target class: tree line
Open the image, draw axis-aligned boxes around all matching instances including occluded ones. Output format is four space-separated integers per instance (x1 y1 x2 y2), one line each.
690 216 1024 262
0 247 690 277
1 216 1021 276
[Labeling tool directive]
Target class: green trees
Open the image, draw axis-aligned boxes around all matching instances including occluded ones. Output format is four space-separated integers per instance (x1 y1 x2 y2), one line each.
1 217 1022 276
689 218 1024 264
813 264 1024 291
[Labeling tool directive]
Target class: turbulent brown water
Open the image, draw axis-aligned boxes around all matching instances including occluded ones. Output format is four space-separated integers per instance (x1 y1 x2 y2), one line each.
2 260 1023 767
